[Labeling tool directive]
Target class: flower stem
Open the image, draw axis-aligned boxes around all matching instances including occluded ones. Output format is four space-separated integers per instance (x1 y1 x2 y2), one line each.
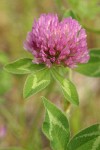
69 69 73 81
63 101 71 112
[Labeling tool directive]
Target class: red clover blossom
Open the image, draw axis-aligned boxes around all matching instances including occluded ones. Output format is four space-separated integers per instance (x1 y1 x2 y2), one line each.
24 14 89 68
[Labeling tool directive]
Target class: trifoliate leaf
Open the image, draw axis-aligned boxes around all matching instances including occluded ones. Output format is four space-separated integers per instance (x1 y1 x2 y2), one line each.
51 68 79 105
42 97 70 150
23 69 50 99
67 124 100 150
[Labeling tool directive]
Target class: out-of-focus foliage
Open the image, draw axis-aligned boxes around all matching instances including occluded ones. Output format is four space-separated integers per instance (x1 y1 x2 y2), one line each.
67 0 100 19
0 52 12 96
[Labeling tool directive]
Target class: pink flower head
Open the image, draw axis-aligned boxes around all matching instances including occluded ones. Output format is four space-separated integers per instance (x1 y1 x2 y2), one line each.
24 14 89 68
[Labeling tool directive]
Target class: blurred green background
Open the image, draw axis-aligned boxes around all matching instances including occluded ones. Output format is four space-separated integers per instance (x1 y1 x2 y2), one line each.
0 0 100 149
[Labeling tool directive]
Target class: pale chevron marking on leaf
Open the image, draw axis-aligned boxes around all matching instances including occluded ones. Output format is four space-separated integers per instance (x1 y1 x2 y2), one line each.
18 62 31 71
47 111 53 140
47 110 67 132
32 75 37 89
75 132 99 140
91 136 100 150
44 110 53 140
18 67 30 71
62 80 71 97
32 75 49 89
46 109 68 141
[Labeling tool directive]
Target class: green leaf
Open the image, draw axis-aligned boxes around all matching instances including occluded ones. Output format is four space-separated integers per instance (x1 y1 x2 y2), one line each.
51 68 79 105
23 69 50 99
63 10 79 20
67 124 100 150
84 25 100 34
75 49 100 77
42 97 70 150
67 0 100 20
89 49 100 63
4 58 45 74
75 63 100 77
